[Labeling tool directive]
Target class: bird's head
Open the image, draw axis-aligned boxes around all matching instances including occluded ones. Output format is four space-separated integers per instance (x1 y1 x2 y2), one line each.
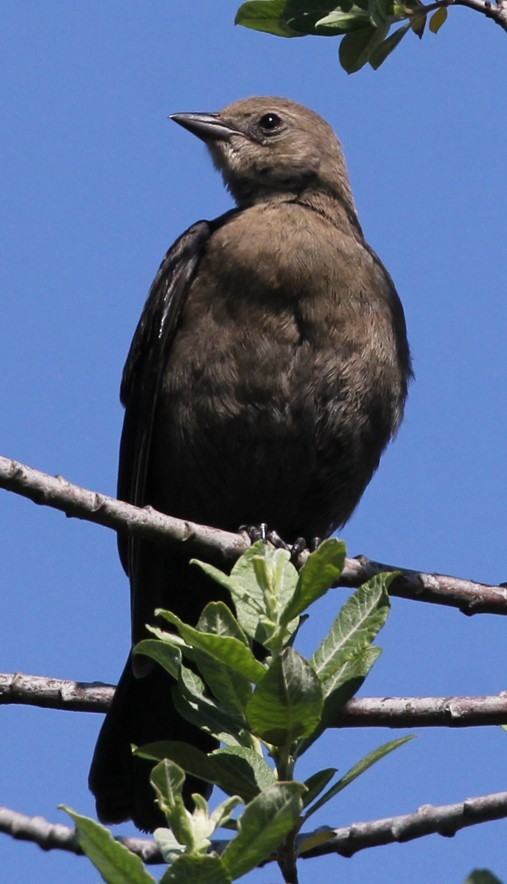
171 96 357 215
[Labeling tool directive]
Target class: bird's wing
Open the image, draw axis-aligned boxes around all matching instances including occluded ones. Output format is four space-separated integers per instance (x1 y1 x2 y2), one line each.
117 220 212 575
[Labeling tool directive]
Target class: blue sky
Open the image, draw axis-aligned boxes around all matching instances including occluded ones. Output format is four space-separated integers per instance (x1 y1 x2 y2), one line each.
2 3 507 882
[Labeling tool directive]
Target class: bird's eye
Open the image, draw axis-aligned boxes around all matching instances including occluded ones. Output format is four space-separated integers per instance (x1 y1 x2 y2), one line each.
258 112 283 133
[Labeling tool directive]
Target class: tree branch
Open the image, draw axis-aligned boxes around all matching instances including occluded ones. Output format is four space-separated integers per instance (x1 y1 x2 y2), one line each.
0 805 167 862
0 454 245 564
2 453 507 614
336 555 507 616
454 0 507 32
420 0 507 32
333 693 507 727
3 671 507 728
3 789 507 864
0 673 112 713
299 790 507 860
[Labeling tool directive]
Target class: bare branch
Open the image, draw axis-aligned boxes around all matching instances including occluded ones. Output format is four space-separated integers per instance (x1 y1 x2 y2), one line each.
0 807 84 857
2 453 507 614
3 672 507 728
299 791 507 860
0 454 245 564
0 673 112 713
0 805 165 862
3 790 507 864
336 556 507 616
333 693 507 727
454 0 507 32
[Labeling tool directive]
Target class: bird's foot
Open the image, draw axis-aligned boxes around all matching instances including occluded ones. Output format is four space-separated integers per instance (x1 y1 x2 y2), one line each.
240 524 319 563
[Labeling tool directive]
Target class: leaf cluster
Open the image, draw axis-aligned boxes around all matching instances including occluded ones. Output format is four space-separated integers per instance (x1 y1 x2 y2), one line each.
65 540 411 882
235 0 448 72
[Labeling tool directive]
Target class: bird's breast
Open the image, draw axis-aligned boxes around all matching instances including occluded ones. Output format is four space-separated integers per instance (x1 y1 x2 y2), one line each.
150 200 406 534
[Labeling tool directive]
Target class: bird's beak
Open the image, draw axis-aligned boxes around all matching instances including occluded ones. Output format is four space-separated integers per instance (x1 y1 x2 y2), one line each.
170 112 242 143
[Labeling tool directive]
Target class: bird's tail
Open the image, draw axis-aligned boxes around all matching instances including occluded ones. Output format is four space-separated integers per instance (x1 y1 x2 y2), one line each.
89 653 215 832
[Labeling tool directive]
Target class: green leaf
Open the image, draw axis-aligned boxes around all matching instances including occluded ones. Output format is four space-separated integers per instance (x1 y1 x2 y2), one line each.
301 768 337 808
299 646 382 753
429 5 447 32
194 648 252 714
160 854 232 884
302 736 413 819
195 604 252 712
465 872 503 884
339 23 389 73
209 794 244 832
150 761 197 849
61 807 156 884
157 608 266 683
368 0 392 25
153 827 185 864
311 574 391 685
297 827 336 855
221 783 305 878
193 543 269 644
321 644 382 717
286 0 368 34
139 741 271 802
235 0 301 37
213 746 277 797
282 538 346 624
369 22 411 67
410 11 426 37
287 0 365 12
195 543 300 651
252 546 299 621
314 7 372 33
186 794 222 853
173 671 247 742
150 758 185 807
139 740 221 781
198 602 249 645
134 639 181 679
246 647 323 744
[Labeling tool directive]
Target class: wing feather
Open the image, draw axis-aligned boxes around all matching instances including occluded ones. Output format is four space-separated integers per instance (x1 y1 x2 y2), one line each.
117 221 211 573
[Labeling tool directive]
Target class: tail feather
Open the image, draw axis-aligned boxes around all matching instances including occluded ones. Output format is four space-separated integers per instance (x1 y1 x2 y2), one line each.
89 654 215 832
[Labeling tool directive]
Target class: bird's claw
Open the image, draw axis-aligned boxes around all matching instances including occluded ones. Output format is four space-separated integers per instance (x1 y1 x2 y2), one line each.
265 529 289 550
240 523 269 543
240 525 320 562
289 536 307 560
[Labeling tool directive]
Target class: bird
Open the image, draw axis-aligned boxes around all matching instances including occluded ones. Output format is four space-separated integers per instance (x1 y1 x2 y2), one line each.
89 96 412 832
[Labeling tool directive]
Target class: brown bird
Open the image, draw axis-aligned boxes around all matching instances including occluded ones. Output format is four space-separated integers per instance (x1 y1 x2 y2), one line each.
89 96 412 831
